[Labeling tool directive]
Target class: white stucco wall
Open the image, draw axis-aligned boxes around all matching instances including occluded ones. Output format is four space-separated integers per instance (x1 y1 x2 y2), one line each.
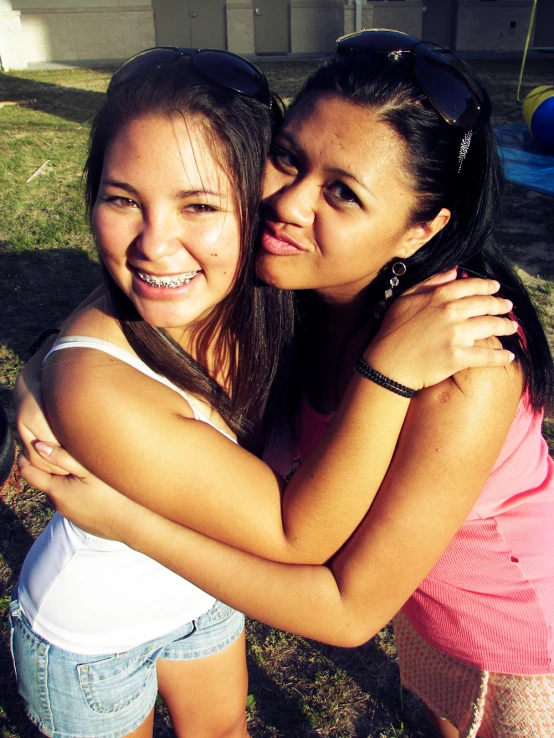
0 7 28 68
11 0 154 62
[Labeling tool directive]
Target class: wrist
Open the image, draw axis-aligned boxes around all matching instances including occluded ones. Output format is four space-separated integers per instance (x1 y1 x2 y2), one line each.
355 358 415 398
362 342 422 391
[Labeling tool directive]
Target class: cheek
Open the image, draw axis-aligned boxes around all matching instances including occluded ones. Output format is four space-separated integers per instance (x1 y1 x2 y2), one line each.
204 220 242 282
92 206 122 253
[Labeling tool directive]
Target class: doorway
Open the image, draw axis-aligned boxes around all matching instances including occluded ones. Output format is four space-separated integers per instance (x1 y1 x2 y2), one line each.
153 0 226 49
533 0 554 48
422 0 455 49
253 0 289 55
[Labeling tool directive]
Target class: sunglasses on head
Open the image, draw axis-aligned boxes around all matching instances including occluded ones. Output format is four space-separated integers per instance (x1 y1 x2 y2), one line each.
336 29 487 128
107 47 272 108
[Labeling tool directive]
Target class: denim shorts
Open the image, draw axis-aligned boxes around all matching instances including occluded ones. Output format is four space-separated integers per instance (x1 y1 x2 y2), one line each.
8 598 244 738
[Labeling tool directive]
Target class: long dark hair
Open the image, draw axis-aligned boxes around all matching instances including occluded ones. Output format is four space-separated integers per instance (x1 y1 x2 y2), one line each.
85 60 295 437
286 51 554 413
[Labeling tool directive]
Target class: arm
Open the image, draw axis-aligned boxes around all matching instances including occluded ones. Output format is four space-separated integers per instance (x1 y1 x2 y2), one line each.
24 357 523 645
33 279 515 563
14 284 105 474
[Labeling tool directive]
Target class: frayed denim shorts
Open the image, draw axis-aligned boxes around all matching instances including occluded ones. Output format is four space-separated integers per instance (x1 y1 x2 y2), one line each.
8 597 244 738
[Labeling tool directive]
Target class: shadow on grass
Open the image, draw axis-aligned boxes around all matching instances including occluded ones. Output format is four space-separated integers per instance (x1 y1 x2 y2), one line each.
0 472 52 738
247 655 321 737
0 243 102 361
0 73 109 125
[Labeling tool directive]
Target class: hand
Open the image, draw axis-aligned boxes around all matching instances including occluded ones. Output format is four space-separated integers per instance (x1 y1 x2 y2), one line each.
18 444 136 540
14 349 69 476
366 271 517 390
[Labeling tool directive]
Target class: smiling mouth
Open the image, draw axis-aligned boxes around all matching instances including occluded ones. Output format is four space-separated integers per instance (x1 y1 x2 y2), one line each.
136 270 200 288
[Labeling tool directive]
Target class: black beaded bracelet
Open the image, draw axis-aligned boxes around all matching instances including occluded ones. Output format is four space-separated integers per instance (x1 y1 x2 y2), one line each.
355 357 416 399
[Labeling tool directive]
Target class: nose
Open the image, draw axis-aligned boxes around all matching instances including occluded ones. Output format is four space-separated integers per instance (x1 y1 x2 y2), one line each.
263 165 316 229
134 210 183 263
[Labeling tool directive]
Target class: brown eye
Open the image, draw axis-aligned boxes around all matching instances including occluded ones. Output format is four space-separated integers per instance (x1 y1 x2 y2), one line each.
103 196 137 208
184 204 217 214
328 182 359 205
270 148 298 172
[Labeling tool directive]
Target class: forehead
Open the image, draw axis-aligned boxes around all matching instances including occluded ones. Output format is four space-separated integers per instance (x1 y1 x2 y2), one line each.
105 113 232 190
282 93 410 184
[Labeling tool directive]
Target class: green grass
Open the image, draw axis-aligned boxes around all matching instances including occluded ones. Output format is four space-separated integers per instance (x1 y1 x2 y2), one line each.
1 58 554 738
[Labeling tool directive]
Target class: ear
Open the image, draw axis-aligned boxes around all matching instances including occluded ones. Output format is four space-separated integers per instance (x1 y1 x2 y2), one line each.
400 208 451 259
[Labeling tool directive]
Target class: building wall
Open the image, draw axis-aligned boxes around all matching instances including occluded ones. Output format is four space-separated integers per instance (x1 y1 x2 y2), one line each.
11 0 154 62
343 3 375 36
369 1 423 38
290 1 423 54
455 0 535 51
6 1 541 65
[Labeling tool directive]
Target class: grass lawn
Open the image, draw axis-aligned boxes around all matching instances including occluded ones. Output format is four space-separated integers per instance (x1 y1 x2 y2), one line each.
1 56 554 737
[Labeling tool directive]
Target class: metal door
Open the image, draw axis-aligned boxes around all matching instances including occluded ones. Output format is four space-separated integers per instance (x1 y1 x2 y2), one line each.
533 0 554 48
153 0 226 50
254 0 290 55
422 0 455 49
190 0 226 49
153 0 192 47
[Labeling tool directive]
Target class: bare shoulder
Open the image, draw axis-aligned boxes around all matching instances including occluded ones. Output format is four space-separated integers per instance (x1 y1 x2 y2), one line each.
43 301 195 448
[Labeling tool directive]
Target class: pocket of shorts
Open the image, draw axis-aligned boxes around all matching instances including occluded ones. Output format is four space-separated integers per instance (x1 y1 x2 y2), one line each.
78 650 156 714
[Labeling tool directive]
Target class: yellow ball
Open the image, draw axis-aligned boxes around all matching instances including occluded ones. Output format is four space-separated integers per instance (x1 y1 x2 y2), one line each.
522 86 554 149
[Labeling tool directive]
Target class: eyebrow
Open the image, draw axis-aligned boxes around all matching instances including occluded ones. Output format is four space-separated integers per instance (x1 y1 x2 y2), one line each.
100 179 228 200
276 132 376 199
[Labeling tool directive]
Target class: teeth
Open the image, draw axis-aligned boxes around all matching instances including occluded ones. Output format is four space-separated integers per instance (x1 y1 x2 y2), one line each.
137 270 199 288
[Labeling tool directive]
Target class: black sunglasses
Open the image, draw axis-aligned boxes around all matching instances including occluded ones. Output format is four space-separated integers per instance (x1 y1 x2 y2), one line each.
107 47 272 107
336 29 487 128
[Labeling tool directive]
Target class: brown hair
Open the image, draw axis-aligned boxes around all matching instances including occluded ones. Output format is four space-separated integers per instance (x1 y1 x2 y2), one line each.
85 59 295 437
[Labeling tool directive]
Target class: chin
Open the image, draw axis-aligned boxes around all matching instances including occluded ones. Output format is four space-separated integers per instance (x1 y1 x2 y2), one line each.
256 257 303 291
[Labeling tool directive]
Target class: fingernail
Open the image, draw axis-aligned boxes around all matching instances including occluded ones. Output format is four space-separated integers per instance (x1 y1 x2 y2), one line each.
35 441 54 457
493 280 500 290
505 299 513 310
512 320 519 330
508 352 515 362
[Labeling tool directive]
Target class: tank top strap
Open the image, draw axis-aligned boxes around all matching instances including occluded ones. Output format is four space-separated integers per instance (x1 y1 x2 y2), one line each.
44 336 227 433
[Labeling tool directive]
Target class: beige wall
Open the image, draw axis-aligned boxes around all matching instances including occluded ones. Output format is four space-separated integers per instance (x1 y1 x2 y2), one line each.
13 0 150 8
6 1 540 66
456 0 535 51
369 1 423 38
19 6 154 62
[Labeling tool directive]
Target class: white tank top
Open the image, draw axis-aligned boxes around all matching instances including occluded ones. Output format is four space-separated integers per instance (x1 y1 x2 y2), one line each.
18 336 235 654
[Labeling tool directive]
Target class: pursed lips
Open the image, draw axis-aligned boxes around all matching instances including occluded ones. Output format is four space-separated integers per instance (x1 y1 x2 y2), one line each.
261 226 310 255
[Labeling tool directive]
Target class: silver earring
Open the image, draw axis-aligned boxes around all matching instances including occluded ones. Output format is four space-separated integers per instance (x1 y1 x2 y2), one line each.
458 130 473 173
375 261 407 318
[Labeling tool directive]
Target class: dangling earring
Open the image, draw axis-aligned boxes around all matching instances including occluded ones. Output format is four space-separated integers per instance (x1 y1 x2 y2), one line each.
457 130 473 173
375 261 407 318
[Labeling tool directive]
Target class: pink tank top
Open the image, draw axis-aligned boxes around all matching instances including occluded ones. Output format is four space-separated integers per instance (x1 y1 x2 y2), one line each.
274 395 554 674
